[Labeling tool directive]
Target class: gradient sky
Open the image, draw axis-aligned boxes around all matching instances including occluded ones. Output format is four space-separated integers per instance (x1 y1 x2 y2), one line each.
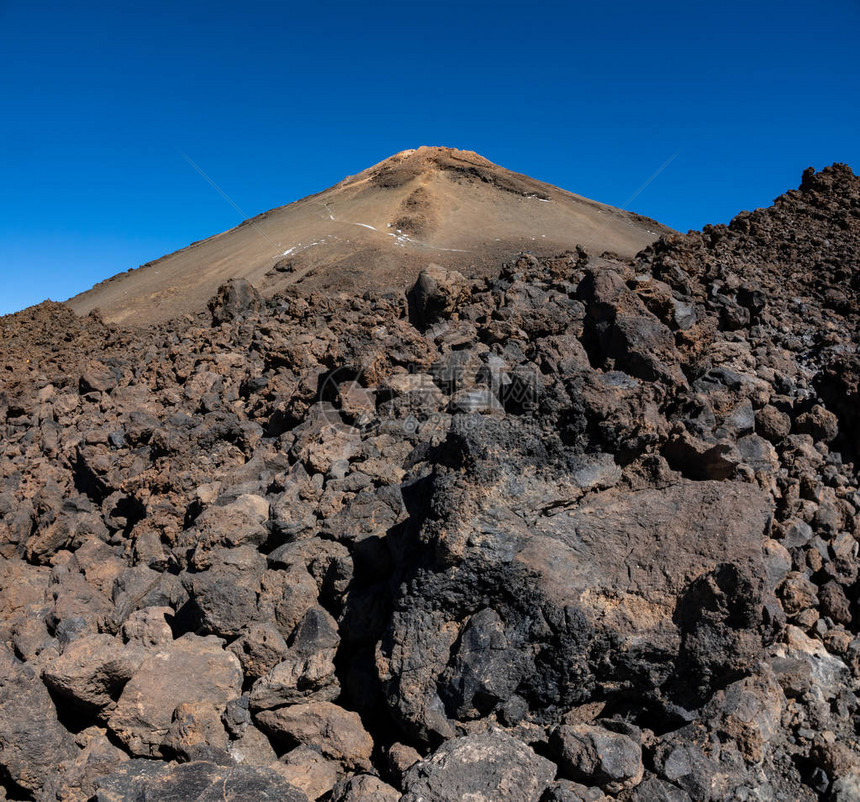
1 0 858 316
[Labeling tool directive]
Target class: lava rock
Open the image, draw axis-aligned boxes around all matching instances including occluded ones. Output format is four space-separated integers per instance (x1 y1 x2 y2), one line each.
549 723 643 792
107 634 243 757
94 760 307 802
0 644 78 793
256 700 374 771
401 730 556 802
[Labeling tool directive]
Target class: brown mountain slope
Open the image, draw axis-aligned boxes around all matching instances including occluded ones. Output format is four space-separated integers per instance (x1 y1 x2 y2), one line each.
66 146 673 325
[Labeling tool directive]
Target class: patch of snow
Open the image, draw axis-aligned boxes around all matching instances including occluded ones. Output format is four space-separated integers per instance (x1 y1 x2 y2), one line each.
354 223 377 231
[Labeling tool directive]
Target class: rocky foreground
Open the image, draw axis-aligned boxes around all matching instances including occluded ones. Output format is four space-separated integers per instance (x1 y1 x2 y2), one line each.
0 164 859 801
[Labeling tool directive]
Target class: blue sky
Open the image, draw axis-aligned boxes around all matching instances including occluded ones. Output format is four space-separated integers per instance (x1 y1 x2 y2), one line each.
1 0 858 316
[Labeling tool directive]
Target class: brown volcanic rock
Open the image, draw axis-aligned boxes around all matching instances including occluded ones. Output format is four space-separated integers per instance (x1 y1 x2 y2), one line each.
256 700 374 771
107 634 243 757
65 146 671 325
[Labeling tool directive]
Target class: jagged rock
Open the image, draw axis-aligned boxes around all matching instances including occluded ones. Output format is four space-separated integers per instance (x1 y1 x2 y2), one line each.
541 780 610 801
227 722 278 766
185 546 267 637
330 773 400 801
94 760 307 802
0 644 78 794
407 264 469 330
549 723 643 792
209 278 262 325
162 701 231 762
256 701 374 771
380 474 773 742
120 605 175 647
629 777 692 801
107 634 243 756
401 730 556 802
41 632 143 713
273 744 341 800
229 621 290 680
387 741 422 785
41 725 131 802
181 494 270 555
755 404 792 442
1 163 859 799
249 606 340 708
795 404 839 442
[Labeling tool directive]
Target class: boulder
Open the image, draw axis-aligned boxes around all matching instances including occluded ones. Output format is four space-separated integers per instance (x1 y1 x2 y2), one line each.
407 264 469 330
209 278 262 325
549 723 643 792
273 744 341 800
41 632 143 713
256 701 373 771
249 606 340 709
94 760 307 802
107 633 243 756
0 644 78 793
330 773 400 801
401 731 556 802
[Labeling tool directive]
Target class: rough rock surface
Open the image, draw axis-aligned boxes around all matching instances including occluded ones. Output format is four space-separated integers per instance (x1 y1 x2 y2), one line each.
401 730 556 801
1 163 859 799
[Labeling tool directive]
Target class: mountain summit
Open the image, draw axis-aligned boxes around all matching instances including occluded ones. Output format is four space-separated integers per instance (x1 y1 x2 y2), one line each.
67 147 672 325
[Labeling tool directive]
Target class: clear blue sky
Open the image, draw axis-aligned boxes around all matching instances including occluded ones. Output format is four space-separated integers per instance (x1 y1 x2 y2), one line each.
1 1 858 316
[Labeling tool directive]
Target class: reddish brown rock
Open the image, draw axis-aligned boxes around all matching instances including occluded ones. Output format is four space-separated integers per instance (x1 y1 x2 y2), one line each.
256 701 374 771
107 634 242 756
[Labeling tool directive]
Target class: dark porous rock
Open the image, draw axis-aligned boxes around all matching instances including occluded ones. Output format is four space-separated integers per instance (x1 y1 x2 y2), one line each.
755 404 792 443
94 760 307 802
401 730 556 802
439 606 529 720
184 545 267 637
0 643 78 794
380 471 773 741
549 723 643 792
819 580 852 626
795 404 839 443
